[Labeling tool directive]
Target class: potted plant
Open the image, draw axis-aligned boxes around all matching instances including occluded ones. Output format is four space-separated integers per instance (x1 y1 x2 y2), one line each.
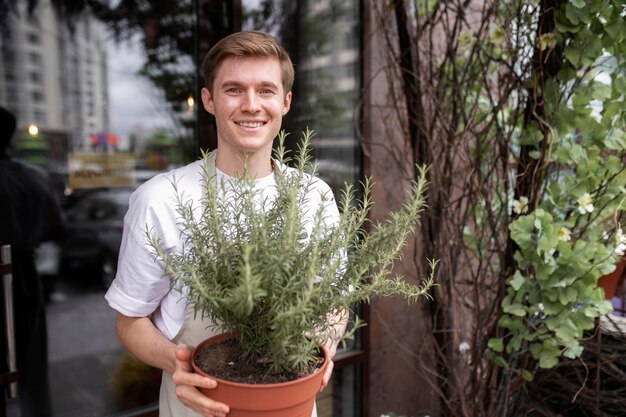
148 130 434 416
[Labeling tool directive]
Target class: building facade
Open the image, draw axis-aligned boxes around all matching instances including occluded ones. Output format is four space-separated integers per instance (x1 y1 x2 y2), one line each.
0 0 109 169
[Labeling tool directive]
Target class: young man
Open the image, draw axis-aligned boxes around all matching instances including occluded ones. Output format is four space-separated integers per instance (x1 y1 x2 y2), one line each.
105 31 344 417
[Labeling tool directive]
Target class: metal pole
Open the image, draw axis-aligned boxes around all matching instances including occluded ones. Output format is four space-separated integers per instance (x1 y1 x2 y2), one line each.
1 245 17 399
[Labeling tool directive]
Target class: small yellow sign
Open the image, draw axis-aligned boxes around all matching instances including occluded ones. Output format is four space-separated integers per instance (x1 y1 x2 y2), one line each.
68 152 136 189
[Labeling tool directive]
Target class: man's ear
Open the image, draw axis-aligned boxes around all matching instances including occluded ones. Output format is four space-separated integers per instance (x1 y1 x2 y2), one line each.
201 87 214 115
282 91 292 115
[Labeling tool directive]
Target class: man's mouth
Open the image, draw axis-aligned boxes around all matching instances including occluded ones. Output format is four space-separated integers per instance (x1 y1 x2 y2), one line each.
237 121 265 128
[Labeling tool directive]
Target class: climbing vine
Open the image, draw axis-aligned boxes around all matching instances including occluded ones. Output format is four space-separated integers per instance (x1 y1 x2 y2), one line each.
370 0 625 415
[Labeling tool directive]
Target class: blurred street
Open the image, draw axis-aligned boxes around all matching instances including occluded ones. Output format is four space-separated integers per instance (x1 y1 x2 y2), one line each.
7 275 127 417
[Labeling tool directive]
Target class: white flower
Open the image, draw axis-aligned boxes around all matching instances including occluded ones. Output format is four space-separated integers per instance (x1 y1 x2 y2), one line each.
577 193 594 214
539 32 557 51
459 341 471 354
459 30 476 48
538 302 545 312
557 227 571 242
513 196 529 214
489 25 506 47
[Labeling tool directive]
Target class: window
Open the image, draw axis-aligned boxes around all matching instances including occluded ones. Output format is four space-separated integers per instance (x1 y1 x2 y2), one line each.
33 109 46 124
28 51 41 65
4 2 363 417
31 90 44 101
4 86 18 103
2 6 195 417
27 32 41 44
241 1 363 416
4 69 16 81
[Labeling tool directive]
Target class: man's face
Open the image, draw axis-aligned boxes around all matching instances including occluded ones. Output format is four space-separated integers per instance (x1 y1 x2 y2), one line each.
201 56 291 164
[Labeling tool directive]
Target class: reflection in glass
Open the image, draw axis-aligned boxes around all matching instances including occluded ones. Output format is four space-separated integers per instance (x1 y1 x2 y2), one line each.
316 363 362 417
2 1 194 416
243 2 363 416
3 0 361 415
243 0 361 196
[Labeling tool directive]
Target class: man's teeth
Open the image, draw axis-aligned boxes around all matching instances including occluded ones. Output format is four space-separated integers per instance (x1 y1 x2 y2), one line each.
238 121 264 127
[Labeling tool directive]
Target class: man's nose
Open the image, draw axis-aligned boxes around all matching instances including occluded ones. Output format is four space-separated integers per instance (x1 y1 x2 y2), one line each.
241 91 261 112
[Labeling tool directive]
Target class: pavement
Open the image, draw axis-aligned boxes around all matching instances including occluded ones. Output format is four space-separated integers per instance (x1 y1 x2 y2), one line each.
6 278 138 417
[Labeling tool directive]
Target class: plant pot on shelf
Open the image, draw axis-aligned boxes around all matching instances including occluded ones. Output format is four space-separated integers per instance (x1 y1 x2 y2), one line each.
191 332 329 417
598 256 626 299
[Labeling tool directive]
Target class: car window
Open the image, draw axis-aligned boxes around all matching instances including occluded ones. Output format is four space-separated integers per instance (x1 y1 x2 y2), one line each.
90 202 115 220
67 189 132 221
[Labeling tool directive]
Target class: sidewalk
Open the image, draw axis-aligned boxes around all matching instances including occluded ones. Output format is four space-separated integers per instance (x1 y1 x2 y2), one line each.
7 282 125 417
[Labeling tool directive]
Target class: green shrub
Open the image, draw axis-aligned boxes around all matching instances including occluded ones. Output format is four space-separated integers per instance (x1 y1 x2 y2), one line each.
149 129 434 374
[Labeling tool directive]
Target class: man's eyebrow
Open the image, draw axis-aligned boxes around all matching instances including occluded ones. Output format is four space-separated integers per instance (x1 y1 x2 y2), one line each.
220 80 280 89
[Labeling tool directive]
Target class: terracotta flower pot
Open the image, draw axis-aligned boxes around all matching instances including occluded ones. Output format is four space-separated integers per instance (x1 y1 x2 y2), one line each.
598 256 626 299
191 332 328 417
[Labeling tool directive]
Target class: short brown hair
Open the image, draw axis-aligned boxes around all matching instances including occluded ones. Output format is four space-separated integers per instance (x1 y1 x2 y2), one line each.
201 30 294 95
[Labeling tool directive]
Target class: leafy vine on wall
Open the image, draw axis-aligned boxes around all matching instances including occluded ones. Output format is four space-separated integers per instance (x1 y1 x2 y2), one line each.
370 0 625 415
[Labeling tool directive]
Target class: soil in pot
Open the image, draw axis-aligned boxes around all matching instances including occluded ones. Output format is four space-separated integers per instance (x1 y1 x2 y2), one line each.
194 337 324 384
192 333 328 417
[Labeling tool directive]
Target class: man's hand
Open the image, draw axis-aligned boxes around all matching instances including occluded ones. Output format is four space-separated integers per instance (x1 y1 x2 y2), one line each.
317 309 348 392
319 358 334 392
319 336 339 392
172 344 230 417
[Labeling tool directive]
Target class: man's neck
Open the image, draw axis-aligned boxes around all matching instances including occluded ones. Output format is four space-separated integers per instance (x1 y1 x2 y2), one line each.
214 149 273 178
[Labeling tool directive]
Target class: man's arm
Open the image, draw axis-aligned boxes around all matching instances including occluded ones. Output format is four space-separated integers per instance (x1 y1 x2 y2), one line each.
115 313 230 417
115 313 178 372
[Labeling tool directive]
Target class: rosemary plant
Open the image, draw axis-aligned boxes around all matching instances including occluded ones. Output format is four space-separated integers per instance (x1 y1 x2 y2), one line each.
149 129 434 375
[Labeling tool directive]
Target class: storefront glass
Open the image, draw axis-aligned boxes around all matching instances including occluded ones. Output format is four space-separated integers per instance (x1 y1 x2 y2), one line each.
1 0 361 415
242 2 363 416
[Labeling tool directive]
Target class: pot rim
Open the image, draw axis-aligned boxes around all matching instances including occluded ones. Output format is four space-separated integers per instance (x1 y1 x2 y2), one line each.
191 332 330 389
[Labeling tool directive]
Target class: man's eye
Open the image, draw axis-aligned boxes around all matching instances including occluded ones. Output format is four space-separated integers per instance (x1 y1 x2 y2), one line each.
260 89 275 95
227 88 242 94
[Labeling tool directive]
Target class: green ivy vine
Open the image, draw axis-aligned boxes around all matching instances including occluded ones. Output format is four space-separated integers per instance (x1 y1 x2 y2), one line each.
490 0 626 376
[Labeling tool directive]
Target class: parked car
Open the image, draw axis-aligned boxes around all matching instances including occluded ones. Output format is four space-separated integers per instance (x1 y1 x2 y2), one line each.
59 187 134 288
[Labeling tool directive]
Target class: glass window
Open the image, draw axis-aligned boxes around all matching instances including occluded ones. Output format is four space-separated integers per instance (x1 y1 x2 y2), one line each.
242 2 363 416
243 0 361 197
31 90 44 101
3 3 195 417
27 32 41 44
33 109 46 124
317 363 362 417
28 51 41 65
3 1 362 416
29 72 41 83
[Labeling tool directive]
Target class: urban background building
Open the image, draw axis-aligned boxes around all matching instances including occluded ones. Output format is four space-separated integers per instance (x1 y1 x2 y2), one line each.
0 0 109 172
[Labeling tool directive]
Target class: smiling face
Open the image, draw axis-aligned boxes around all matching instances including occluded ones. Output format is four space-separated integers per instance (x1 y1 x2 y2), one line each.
201 55 292 176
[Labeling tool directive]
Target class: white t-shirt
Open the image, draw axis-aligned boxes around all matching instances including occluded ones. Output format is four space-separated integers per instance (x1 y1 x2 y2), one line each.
105 150 340 340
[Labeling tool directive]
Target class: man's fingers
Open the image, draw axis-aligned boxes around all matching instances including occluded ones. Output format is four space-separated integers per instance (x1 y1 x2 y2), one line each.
173 369 218 389
319 360 334 392
173 344 218 389
172 345 230 417
175 344 193 367
175 384 229 416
